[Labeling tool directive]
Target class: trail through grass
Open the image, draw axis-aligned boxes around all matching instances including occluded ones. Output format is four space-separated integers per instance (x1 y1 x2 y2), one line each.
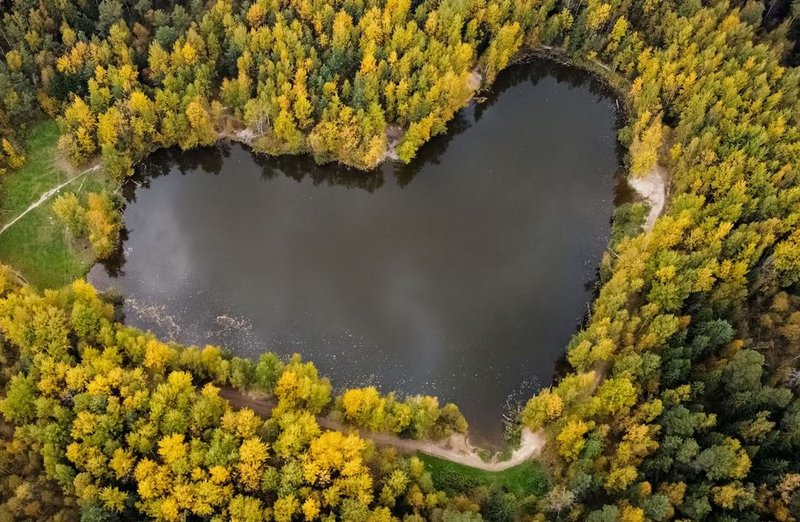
0 121 109 288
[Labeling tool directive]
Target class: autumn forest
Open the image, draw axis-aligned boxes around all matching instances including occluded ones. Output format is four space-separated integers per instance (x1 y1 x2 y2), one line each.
1 0 800 520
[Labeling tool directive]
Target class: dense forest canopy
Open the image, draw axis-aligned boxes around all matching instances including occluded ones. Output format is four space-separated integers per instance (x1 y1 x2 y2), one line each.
1 0 800 520
1 0 538 172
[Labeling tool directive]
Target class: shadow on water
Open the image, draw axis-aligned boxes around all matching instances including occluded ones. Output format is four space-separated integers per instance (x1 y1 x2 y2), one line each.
476 58 621 120
120 58 624 206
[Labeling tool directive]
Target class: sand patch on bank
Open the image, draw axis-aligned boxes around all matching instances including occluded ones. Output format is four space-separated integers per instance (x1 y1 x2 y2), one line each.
629 163 668 231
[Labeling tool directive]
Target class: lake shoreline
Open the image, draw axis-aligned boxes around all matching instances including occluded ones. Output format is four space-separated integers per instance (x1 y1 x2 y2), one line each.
1 51 660 451
89 59 622 444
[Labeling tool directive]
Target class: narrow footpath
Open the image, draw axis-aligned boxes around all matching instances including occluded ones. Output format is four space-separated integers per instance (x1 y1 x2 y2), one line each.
219 388 545 472
0 164 101 236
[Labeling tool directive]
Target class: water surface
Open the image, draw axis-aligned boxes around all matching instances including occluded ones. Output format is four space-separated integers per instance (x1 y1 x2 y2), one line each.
90 61 621 444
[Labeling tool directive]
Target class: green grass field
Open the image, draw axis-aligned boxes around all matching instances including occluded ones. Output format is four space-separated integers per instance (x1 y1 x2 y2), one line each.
418 453 550 499
0 121 110 288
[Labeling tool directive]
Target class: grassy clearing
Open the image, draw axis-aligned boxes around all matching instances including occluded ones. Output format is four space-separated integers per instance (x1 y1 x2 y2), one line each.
0 120 111 288
0 121 70 222
418 453 550 499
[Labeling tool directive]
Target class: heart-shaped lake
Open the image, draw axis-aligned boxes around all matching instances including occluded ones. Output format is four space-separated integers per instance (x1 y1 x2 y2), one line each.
89 60 622 444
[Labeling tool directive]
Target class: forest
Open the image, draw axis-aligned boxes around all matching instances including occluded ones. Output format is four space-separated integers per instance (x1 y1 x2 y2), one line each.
1 0 800 520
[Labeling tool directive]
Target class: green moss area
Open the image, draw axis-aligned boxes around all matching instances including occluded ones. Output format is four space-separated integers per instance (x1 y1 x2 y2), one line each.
0 120 110 288
418 453 550 499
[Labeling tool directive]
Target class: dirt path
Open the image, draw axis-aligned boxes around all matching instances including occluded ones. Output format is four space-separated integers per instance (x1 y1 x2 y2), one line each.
0 164 101 236
367 427 546 472
219 388 545 472
628 164 668 231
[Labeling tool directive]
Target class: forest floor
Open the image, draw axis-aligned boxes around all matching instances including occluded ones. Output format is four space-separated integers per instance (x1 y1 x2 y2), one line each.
629 163 669 231
219 387 547 472
0 121 109 288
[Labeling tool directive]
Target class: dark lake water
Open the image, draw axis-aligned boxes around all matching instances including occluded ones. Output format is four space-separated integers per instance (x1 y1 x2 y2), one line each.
89 60 622 444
